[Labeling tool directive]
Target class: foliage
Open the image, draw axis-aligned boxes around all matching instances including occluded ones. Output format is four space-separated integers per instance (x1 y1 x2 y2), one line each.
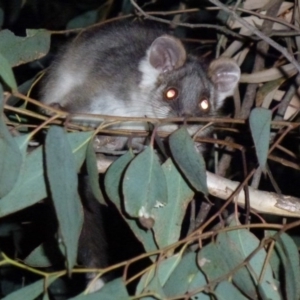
0 0 300 299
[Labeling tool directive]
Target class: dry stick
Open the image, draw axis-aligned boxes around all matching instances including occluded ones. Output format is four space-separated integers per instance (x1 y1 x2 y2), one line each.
130 0 244 40
241 0 284 119
209 0 300 74
275 7 300 121
206 6 300 32
217 0 284 186
246 0 284 208
216 0 242 57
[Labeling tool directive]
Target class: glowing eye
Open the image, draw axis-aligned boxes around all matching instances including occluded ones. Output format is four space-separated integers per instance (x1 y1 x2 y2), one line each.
199 98 210 111
164 87 178 101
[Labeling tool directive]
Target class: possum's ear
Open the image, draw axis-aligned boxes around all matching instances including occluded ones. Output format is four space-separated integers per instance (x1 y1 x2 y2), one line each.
149 35 186 73
208 57 240 99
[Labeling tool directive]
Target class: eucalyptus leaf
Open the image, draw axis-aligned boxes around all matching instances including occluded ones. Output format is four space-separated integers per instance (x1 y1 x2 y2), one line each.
169 127 208 195
24 241 64 268
137 253 181 295
217 224 279 299
0 52 17 90
164 252 205 297
198 222 280 299
152 159 194 248
105 151 158 253
0 85 22 198
123 146 168 217
0 29 50 67
2 277 57 300
86 141 106 205
70 278 129 299
189 273 210 300
198 241 231 281
0 131 92 218
215 281 248 300
249 107 271 170
45 126 84 273
267 231 300 300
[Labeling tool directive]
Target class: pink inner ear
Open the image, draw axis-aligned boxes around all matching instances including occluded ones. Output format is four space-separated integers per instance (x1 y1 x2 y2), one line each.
149 35 186 72
213 72 240 93
208 58 240 94
149 44 169 71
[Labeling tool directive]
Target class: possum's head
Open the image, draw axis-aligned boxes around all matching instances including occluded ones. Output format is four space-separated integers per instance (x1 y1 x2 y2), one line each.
138 35 240 119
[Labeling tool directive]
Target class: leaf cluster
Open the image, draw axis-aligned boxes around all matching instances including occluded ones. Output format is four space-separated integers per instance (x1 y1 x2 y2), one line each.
0 1 300 300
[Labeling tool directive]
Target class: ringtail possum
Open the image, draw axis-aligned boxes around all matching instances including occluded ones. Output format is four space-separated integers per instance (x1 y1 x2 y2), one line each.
40 20 240 292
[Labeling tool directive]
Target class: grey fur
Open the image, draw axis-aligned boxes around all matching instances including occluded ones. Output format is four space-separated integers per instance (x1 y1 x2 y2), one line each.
40 21 240 121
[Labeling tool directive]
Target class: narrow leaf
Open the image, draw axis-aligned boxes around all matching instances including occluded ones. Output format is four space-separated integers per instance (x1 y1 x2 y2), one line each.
164 252 206 297
70 278 129 300
215 281 248 300
152 159 194 248
86 141 105 205
169 127 208 195
249 107 271 170
0 85 22 197
105 151 157 253
0 52 17 90
137 253 181 295
3 277 57 300
0 131 92 218
267 231 300 300
45 126 83 273
24 241 64 268
217 223 279 299
123 147 168 217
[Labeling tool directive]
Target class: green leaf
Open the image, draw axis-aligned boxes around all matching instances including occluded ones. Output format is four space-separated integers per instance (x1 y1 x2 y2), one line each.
24 241 64 268
137 253 181 295
0 85 22 198
14 134 30 155
152 159 194 248
0 146 45 217
215 281 248 300
198 241 231 281
0 131 92 218
45 126 84 273
105 151 157 253
164 252 206 297
86 141 106 205
0 29 51 67
249 107 271 170
169 127 208 195
198 223 280 299
209 222 280 299
24 244 53 268
267 231 300 300
123 147 168 217
105 151 134 205
2 277 57 300
188 271 210 300
0 52 17 90
68 131 94 172
70 278 129 299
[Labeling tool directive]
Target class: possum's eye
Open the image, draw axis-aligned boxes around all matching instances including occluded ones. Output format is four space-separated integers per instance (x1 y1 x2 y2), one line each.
198 97 210 112
163 87 179 101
